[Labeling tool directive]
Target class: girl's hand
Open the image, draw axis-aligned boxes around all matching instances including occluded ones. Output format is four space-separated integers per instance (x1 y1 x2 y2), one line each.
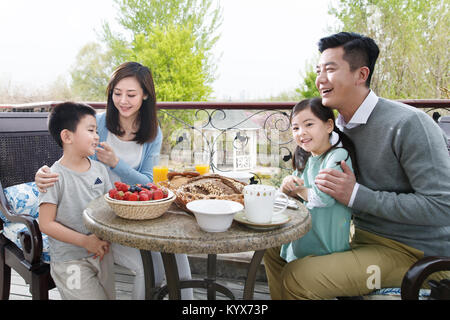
84 234 110 261
280 175 304 195
96 142 119 168
35 165 59 193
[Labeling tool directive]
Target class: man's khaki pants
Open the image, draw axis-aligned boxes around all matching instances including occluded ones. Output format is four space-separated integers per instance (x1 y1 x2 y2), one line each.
264 228 447 299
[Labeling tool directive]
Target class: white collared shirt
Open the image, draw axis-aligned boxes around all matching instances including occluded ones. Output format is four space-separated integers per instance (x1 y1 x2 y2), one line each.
337 90 379 207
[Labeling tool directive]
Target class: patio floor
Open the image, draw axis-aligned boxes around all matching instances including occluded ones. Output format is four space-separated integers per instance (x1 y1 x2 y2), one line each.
8 253 271 300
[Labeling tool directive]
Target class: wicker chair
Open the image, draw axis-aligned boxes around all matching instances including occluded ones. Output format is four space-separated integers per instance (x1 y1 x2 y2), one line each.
0 112 61 299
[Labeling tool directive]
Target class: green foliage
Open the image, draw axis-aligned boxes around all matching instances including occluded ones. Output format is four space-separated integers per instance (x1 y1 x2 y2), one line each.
69 0 222 153
296 68 320 99
329 0 449 99
130 28 212 101
102 0 222 102
70 43 113 101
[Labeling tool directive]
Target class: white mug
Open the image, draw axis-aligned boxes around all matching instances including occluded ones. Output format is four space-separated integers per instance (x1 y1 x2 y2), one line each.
243 184 289 224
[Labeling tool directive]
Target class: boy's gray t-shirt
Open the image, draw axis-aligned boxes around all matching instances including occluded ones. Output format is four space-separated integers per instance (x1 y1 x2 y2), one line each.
38 159 113 262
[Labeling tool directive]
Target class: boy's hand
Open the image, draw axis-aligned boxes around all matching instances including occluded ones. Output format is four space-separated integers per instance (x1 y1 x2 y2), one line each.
84 234 110 261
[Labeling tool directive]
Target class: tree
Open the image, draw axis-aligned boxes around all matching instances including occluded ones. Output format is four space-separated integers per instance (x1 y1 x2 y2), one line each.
296 67 320 99
97 0 223 153
101 0 222 101
329 0 449 99
70 43 113 101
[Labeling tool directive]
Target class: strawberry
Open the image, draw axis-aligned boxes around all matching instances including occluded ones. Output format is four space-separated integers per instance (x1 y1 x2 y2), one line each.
161 189 168 198
109 189 118 198
147 182 158 190
114 191 124 200
139 193 149 201
128 193 139 201
153 189 163 200
147 190 154 200
123 191 132 201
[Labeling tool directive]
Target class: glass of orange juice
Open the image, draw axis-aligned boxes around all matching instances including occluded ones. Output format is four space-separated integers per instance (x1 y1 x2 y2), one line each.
153 154 169 184
194 151 210 175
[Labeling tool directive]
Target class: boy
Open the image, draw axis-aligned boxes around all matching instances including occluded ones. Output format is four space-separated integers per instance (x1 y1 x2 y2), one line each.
39 102 115 300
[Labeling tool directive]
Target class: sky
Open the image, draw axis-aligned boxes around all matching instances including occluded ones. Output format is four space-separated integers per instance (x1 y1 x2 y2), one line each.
0 0 337 101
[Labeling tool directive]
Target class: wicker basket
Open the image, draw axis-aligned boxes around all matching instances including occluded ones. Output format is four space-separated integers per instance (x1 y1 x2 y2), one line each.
104 190 176 220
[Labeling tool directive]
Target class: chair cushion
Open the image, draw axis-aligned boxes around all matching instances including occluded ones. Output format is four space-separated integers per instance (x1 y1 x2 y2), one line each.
364 287 431 300
1 182 40 223
1 182 50 263
1 221 51 263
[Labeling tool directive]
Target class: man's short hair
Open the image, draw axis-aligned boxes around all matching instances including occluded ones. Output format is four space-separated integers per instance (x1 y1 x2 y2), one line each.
318 32 380 87
48 102 97 148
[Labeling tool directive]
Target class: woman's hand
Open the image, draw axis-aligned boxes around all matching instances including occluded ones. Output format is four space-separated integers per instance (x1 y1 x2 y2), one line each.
280 175 304 197
96 142 119 168
35 165 59 193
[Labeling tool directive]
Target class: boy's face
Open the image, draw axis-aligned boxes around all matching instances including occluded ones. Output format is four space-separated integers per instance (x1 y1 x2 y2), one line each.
70 115 99 157
315 46 360 111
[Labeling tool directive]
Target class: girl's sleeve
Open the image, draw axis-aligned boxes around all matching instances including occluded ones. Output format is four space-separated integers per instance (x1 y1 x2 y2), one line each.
306 148 353 209
110 127 163 185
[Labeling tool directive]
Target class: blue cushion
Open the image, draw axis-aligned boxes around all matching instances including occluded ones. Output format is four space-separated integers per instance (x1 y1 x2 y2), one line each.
1 221 50 263
1 182 50 263
1 182 40 223
365 287 430 300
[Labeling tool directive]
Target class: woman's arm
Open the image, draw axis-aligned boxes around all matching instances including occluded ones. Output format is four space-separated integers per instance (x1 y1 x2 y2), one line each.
110 127 163 185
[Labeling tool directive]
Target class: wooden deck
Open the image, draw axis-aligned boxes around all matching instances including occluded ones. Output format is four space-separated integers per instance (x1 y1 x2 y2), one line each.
9 264 271 300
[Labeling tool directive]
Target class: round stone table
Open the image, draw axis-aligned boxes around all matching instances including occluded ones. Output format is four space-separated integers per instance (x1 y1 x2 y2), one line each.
83 196 311 300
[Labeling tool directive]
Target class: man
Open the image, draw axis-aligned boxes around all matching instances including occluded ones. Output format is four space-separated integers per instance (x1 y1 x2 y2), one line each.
264 32 450 299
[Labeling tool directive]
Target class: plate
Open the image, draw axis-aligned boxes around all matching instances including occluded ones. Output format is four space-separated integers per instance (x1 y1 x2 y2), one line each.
219 171 253 183
233 211 291 230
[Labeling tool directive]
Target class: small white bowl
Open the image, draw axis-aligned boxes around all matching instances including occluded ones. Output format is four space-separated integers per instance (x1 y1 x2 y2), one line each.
219 171 253 183
186 199 244 232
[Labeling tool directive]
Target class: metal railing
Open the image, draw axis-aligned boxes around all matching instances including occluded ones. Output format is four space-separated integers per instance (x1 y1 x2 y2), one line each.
1 99 449 183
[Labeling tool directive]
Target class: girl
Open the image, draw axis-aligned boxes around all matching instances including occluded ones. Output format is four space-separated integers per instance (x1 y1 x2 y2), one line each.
35 62 193 300
279 97 357 262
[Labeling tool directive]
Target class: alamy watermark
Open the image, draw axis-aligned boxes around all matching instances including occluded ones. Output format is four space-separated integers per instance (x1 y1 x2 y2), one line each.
66 264 81 290
366 265 381 290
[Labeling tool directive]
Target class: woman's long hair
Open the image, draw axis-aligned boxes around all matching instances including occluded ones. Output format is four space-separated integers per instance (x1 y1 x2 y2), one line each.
291 97 358 178
105 62 158 144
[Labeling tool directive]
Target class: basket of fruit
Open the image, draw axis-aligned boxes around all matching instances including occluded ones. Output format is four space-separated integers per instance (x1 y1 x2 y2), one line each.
105 182 176 220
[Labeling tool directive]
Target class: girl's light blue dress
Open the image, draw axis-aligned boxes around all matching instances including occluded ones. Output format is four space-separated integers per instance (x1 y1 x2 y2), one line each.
280 148 353 262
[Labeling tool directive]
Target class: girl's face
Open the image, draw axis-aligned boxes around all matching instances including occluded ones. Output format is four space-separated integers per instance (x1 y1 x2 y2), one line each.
291 107 334 156
112 76 147 120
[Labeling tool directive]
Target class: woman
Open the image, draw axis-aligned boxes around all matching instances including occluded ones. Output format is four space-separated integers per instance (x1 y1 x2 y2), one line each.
35 62 193 300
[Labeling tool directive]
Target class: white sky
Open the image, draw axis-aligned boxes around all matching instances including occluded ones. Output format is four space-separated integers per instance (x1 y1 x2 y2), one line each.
0 0 337 101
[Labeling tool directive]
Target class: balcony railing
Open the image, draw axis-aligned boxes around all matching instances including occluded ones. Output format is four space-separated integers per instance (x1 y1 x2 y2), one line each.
1 99 449 185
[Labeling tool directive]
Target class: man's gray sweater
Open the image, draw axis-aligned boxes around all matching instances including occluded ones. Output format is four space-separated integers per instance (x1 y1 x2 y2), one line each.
344 98 450 256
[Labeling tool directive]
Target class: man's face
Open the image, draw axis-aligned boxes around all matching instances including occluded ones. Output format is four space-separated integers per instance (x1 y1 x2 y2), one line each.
315 47 359 111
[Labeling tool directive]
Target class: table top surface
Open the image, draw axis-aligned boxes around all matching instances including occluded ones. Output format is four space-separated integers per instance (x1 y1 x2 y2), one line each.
83 196 311 254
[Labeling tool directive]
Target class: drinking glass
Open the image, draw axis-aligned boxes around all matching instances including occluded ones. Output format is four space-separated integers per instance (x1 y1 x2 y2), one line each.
153 154 169 184
194 151 210 175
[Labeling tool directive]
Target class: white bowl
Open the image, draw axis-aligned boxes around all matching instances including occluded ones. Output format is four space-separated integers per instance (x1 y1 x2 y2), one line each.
186 199 244 232
219 171 253 183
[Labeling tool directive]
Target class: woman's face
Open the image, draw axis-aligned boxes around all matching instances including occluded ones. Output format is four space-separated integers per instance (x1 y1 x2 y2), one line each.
112 76 147 120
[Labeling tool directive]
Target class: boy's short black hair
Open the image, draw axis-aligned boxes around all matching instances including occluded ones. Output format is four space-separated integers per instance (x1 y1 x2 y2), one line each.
318 32 380 87
48 102 97 148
